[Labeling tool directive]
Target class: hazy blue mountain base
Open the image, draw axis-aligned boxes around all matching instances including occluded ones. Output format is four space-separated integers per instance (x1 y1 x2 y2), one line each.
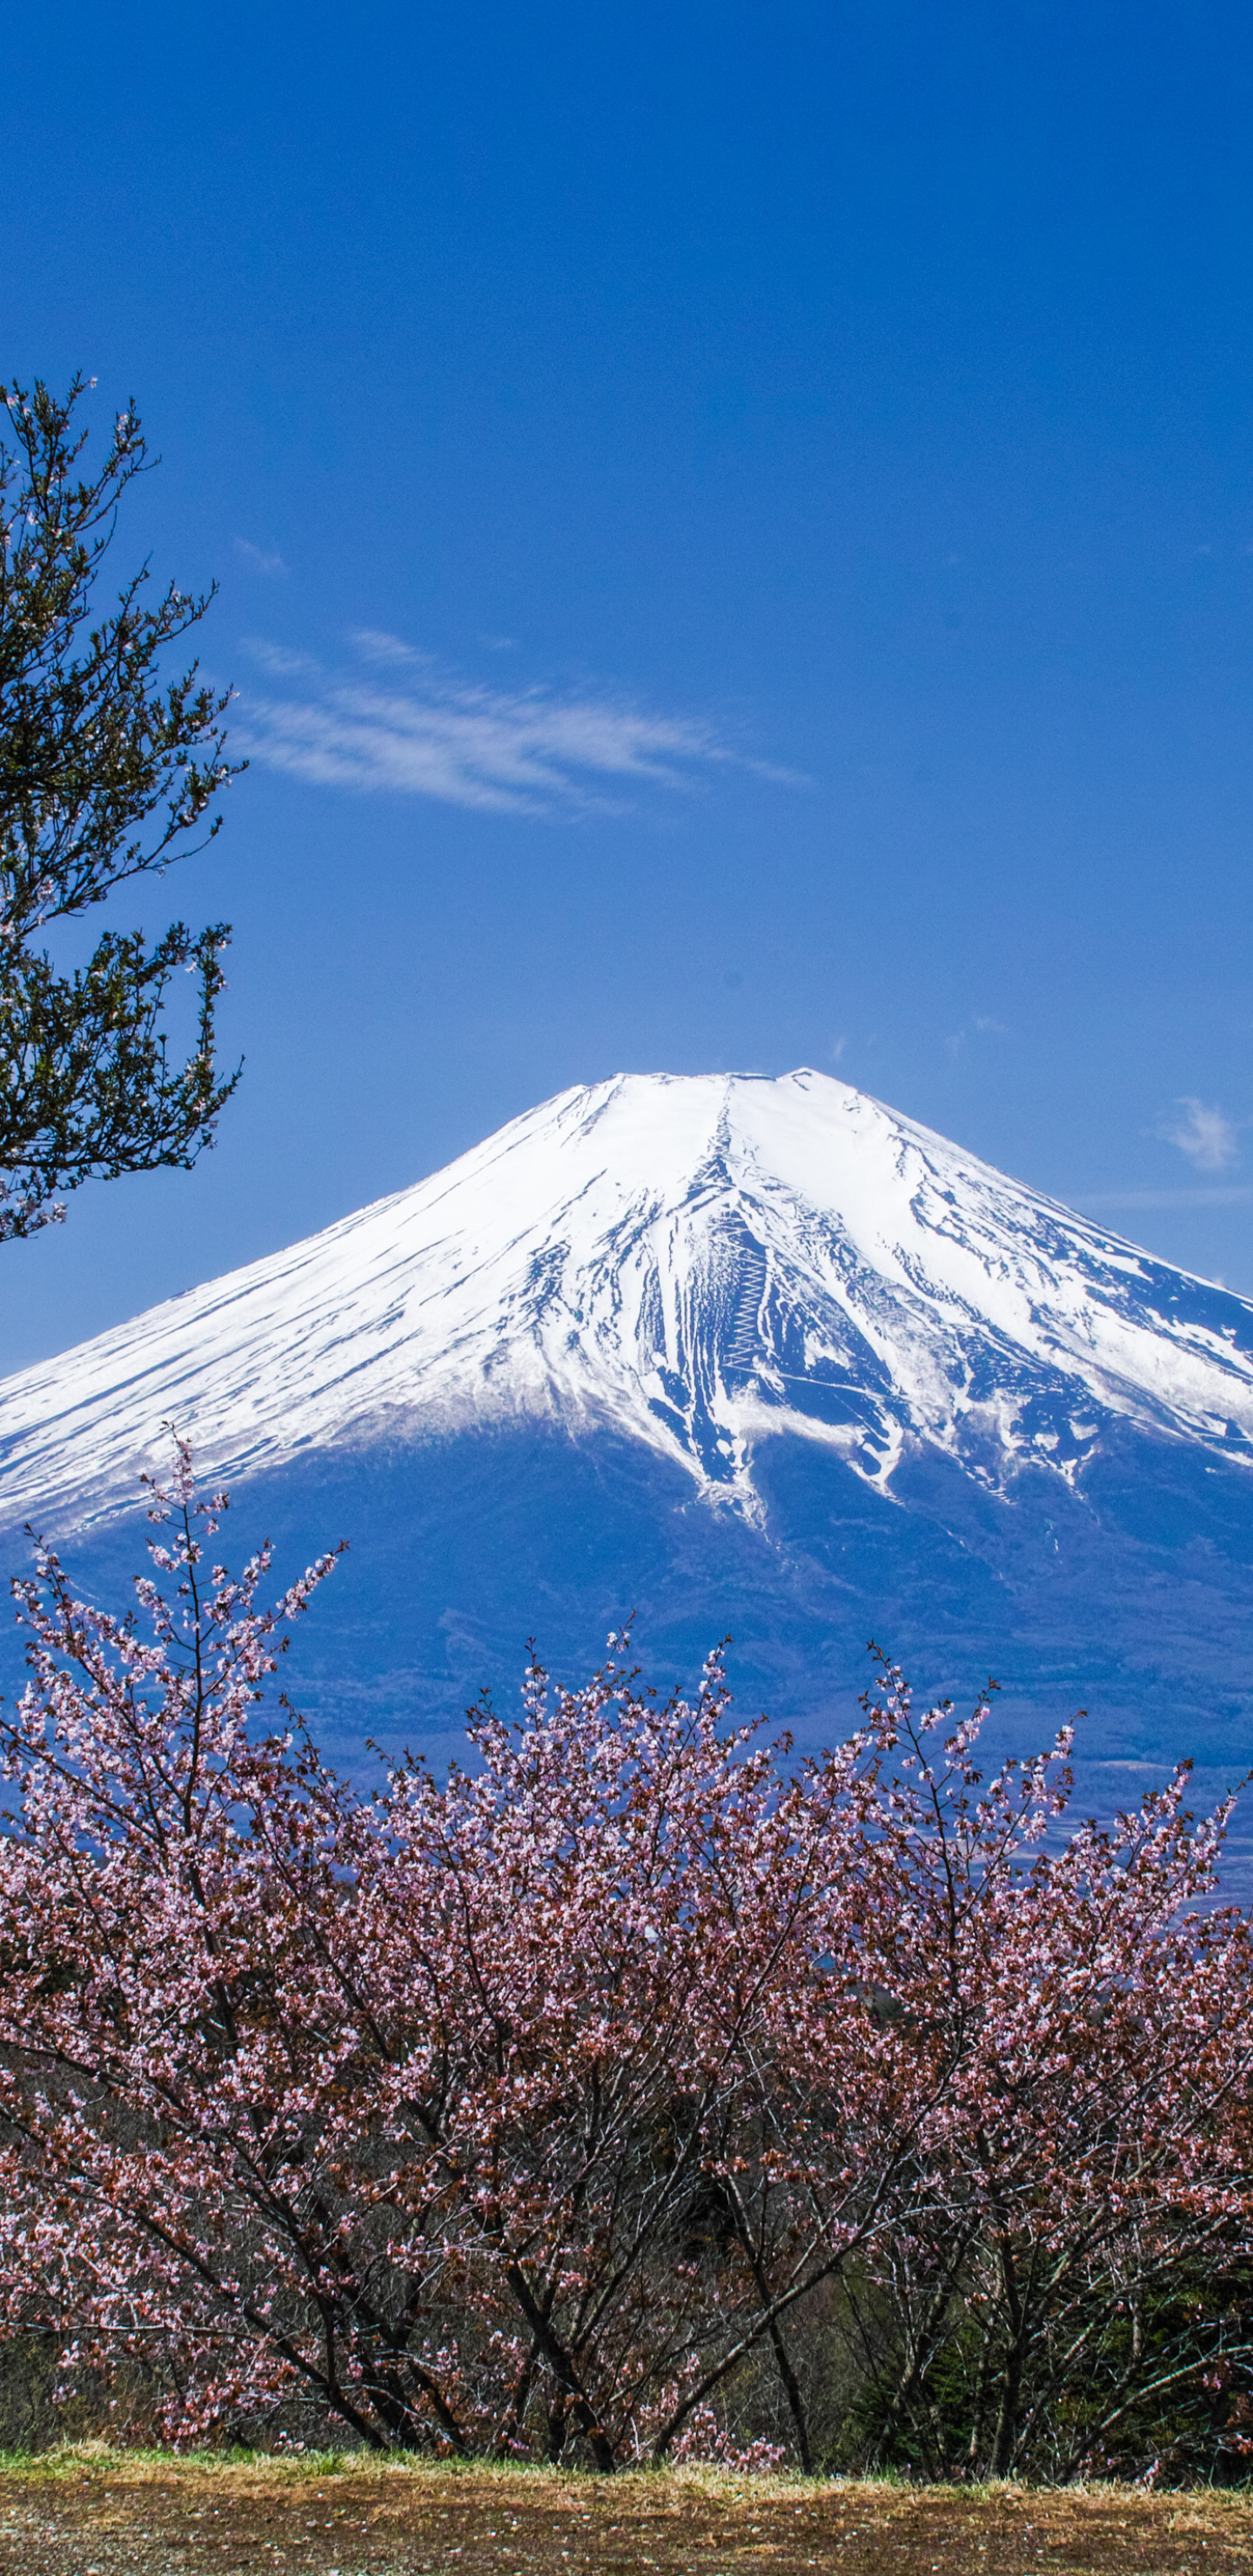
3 1421 1251 1881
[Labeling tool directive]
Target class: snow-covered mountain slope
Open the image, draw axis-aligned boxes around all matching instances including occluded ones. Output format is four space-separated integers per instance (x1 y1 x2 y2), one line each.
4 1069 1253 1837
1 1067 1252 1535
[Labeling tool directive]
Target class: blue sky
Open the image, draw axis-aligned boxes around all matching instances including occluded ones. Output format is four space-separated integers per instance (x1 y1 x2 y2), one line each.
2 0 1253 1363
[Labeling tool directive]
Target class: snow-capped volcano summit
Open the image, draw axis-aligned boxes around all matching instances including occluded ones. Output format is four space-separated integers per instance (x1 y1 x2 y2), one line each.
3 1070 1253 1801
1 1067 1252 1537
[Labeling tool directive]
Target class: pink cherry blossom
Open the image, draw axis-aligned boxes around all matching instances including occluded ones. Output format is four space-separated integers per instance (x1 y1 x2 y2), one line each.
0 1448 1250 2475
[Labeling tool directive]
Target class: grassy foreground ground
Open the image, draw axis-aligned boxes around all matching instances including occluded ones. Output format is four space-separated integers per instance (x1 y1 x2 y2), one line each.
0 2451 1250 2576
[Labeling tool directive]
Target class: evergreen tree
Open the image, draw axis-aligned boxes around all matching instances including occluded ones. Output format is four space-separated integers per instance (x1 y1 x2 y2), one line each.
0 372 243 1240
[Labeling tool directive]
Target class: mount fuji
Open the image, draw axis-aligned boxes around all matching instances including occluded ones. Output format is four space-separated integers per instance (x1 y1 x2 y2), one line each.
0 1070 1250 1833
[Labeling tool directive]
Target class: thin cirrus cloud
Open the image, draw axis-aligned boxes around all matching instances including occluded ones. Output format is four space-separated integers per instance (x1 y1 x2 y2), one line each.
1155 1097 1240 1173
233 538 288 577
233 632 798 817
1071 1097 1248 1214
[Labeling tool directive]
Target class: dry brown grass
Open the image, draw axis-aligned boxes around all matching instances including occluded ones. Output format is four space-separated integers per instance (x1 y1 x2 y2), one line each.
0 2448 1250 2575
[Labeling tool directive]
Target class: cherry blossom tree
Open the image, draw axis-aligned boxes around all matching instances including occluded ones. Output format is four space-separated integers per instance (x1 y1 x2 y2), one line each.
834 1658 1253 2479
0 1457 1250 2474
0 1452 909 2457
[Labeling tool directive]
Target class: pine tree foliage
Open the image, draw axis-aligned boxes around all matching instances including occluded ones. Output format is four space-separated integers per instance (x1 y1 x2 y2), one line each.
0 372 243 1238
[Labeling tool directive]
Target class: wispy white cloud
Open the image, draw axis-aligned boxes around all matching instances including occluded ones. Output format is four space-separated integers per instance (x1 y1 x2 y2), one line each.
241 638 319 678
234 634 798 816
1156 1097 1240 1173
944 1018 1008 1058
233 538 288 578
